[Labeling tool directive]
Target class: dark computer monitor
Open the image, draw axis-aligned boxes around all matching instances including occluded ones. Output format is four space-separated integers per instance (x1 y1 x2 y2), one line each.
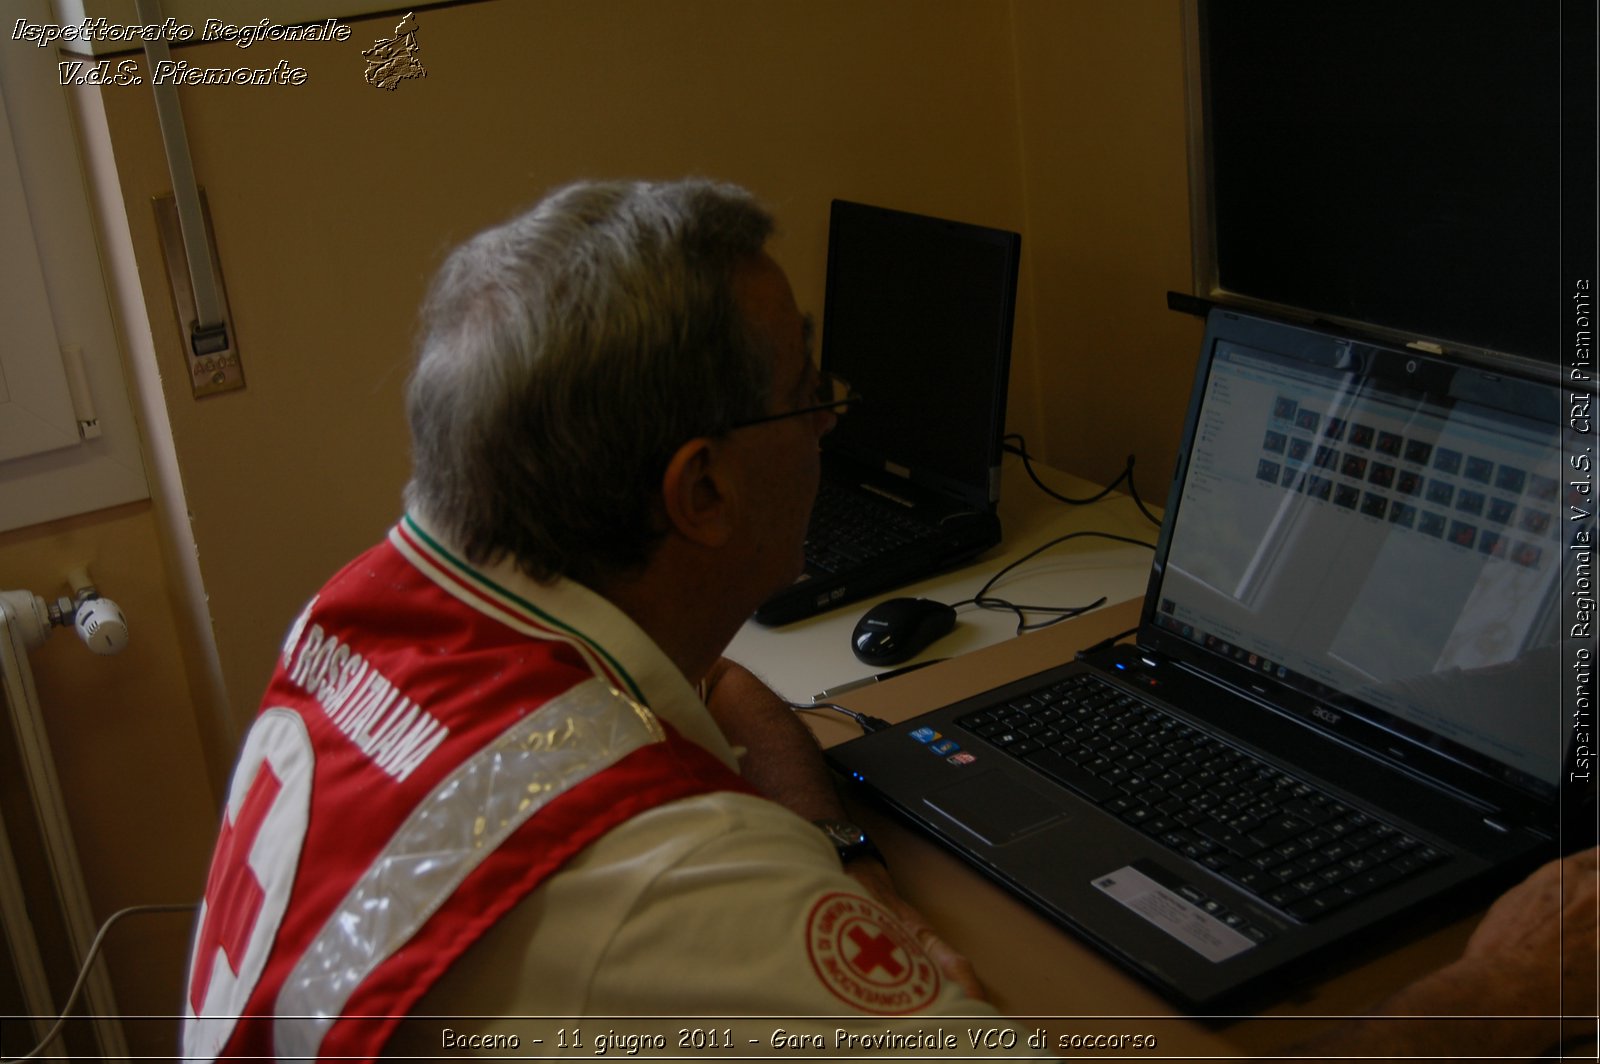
1186 1 1567 366
819 199 1022 509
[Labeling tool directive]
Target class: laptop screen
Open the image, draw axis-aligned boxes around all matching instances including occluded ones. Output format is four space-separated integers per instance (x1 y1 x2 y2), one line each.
1147 312 1570 799
819 200 1021 508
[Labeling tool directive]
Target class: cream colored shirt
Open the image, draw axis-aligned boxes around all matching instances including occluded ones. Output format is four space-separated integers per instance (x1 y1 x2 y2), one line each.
387 521 991 1053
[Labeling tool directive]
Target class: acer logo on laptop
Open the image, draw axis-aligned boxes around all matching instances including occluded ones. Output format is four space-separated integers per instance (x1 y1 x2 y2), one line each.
1310 706 1343 727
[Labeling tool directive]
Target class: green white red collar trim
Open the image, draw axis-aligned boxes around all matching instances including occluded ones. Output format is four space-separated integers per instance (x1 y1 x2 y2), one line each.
389 514 645 702
389 513 741 774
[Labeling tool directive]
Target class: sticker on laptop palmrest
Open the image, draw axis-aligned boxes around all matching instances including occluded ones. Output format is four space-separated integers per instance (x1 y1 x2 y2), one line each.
1093 864 1257 962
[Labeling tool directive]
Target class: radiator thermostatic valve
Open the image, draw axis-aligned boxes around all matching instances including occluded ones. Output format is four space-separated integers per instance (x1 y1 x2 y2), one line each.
58 564 129 655
0 569 129 656
63 593 129 655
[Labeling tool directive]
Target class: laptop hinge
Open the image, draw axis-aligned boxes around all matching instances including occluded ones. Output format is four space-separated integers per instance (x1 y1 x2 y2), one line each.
1149 655 1502 817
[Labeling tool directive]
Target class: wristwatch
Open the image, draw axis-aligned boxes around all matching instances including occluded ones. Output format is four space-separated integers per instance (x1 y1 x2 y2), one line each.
812 819 884 866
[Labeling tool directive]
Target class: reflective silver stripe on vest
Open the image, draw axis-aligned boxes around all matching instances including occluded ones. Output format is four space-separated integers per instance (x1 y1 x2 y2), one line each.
274 678 664 1060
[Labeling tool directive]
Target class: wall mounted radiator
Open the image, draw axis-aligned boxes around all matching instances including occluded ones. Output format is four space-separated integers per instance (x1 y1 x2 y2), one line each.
0 574 130 1060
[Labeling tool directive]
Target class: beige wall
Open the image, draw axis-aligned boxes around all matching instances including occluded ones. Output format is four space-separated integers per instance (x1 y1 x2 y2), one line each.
94 0 1041 728
1013 0 1203 492
3 0 1199 1049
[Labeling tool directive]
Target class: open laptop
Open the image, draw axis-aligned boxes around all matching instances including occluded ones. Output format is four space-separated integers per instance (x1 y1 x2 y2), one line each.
753 200 1021 626
828 307 1581 1007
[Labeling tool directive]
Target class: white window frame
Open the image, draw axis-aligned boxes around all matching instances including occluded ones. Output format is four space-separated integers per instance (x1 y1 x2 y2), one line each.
0 1 148 533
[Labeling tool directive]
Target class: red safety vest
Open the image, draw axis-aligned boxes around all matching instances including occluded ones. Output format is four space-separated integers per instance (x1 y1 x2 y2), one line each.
182 521 756 1061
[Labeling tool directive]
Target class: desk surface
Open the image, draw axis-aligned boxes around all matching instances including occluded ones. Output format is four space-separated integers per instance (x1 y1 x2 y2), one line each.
727 460 1487 1054
727 460 1158 704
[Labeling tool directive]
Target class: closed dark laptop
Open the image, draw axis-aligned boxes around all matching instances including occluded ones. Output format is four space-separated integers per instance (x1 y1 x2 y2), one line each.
829 308 1579 1007
754 200 1021 626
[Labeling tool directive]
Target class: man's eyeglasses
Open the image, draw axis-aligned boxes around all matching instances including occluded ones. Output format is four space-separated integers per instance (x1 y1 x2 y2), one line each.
727 372 860 430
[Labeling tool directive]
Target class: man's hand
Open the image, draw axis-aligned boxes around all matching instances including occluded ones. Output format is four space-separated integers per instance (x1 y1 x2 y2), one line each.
1452 845 1598 1026
847 857 989 1003
1290 847 1599 1062
703 657 988 1003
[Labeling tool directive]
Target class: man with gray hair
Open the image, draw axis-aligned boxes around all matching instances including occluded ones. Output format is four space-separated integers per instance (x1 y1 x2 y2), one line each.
183 178 1595 1060
182 179 979 1062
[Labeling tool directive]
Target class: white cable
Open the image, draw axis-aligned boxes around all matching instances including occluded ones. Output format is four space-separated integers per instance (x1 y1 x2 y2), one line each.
0 901 197 1063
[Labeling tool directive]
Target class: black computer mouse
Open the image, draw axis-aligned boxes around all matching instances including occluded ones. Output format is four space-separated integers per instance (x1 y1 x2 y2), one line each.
851 597 957 666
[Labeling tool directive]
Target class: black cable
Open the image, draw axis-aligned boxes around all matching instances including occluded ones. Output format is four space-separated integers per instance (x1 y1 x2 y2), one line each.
787 700 891 734
1122 454 1165 528
1003 434 1128 505
950 530 1157 635
971 529 1158 598
1080 625 1141 657
967 594 1107 634
1004 434 1163 529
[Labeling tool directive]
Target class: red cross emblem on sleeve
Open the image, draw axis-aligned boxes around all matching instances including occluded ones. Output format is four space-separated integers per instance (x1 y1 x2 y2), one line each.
189 763 281 1012
805 893 940 1013
845 925 907 979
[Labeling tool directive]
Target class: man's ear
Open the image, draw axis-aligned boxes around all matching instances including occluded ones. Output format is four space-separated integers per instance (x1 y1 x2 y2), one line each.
660 437 735 548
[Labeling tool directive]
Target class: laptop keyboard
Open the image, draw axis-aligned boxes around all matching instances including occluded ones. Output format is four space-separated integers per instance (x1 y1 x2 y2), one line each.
955 672 1449 922
804 481 941 575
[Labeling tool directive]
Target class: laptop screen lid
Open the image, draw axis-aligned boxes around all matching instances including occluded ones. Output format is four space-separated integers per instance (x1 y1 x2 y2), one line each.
819 200 1021 510
1135 309 1572 820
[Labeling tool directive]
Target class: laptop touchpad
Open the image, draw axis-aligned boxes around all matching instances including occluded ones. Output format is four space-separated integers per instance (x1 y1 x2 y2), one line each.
924 772 1065 845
